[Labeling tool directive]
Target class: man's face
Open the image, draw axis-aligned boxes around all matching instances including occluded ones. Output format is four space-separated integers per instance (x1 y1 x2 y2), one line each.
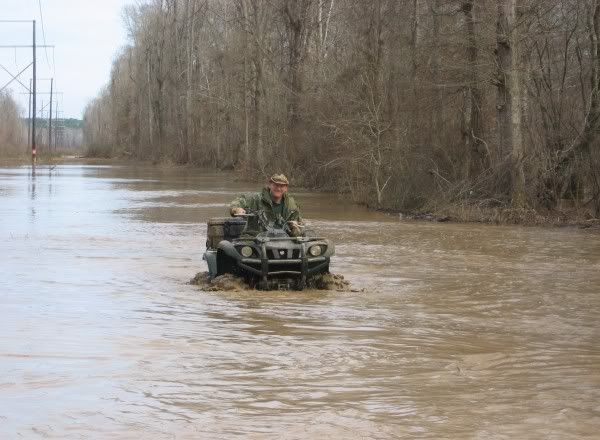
268 181 288 201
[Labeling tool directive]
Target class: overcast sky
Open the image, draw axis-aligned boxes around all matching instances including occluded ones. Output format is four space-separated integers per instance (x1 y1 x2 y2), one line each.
0 0 134 119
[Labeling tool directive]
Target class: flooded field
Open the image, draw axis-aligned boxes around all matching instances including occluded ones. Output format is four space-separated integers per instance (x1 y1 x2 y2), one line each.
1 164 599 439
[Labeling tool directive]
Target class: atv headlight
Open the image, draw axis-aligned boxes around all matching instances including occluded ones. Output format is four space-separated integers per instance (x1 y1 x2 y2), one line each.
240 246 253 257
308 245 322 256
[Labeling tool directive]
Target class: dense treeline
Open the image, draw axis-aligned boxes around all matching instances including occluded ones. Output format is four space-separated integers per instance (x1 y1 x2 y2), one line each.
84 0 600 216
27 118 84 129
0 91 24 156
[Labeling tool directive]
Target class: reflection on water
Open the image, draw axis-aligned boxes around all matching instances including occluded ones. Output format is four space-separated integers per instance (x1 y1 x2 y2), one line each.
1 163 599 439
28 166 36 223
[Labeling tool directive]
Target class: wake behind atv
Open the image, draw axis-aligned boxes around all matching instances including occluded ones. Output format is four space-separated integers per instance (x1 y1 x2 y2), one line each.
203 212 334 290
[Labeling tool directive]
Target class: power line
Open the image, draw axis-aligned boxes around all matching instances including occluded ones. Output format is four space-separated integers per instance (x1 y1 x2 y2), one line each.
0 45 54 48
37 0 52 72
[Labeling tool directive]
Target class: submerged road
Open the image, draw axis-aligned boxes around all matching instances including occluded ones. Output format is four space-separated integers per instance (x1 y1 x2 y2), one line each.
1 164 599 438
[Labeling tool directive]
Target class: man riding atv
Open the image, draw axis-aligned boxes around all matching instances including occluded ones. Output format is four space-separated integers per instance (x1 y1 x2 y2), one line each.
202 173 334 290
229 173 304 237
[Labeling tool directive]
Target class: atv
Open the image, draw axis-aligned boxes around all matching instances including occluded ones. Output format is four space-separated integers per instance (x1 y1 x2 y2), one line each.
203 211 334 290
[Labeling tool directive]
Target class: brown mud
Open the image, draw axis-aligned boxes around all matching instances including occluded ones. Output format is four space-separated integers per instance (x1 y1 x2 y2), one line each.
189 272 248 291
189 272 354 292
306 273 351 290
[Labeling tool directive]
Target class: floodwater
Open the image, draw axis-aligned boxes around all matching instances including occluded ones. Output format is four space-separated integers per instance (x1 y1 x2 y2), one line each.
1 164 599 439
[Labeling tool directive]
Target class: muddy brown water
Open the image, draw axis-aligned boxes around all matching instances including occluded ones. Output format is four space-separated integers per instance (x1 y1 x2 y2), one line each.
1 164 599 439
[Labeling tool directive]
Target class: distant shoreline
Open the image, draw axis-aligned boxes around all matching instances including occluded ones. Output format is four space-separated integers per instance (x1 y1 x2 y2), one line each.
2 156 597 230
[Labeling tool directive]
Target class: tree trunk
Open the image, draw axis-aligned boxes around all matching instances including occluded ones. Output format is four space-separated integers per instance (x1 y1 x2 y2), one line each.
496 0 526 207
410 0 419 83
146 54 154 148
185 0 195 164
575 1 600 155
430 0 443 133
283 0 313 158
238 0 266 168
316 0 334 72
462 0 487 179
572 1 600 214
239 0 252 166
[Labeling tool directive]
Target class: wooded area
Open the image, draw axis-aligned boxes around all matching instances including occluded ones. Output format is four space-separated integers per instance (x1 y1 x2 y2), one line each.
83 0 600 217
0 91 23 156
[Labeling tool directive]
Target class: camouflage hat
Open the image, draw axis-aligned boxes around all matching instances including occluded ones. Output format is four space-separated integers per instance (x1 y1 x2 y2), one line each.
270 173 289 185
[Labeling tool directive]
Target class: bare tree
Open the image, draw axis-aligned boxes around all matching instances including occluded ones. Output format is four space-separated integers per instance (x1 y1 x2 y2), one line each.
81 0 600 219
460 0 487 179
496 0 526 207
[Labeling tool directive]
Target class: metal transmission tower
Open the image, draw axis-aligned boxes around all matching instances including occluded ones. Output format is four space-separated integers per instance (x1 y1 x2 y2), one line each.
0 20 54 164
48 77 53 152
22 89 63 150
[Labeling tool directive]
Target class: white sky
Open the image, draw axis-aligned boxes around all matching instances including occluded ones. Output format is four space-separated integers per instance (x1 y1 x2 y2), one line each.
0 0 134 119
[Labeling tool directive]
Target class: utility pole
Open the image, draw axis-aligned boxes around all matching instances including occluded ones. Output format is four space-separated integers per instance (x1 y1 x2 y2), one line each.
48 77 53 151
32 19 37 164
54 100 58 149
27 78 32 149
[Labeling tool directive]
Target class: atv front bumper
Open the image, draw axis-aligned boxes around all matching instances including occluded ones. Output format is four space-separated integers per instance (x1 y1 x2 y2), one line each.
205 236 333 289
236 254 329 278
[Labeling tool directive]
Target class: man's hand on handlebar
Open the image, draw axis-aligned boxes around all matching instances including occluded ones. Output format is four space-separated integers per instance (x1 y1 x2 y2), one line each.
287 220 303 237
231 207 247 216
